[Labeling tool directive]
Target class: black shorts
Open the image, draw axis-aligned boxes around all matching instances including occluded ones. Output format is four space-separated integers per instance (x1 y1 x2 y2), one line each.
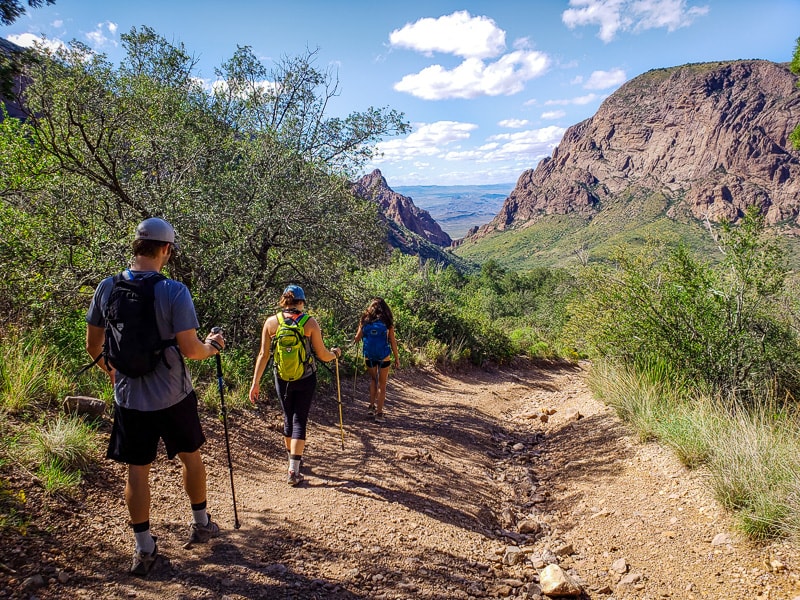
106 390 205 466
365 359 391 369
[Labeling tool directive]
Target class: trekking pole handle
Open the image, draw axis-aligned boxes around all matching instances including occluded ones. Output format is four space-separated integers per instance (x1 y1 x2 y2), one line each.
208 327 223 352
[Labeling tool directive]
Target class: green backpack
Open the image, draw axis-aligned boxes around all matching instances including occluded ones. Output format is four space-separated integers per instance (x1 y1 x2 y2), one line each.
272 312 313 381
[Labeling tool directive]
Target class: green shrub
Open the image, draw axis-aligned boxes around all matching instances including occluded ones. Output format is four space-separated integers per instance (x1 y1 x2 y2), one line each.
570 208 800 402
351 253 575 367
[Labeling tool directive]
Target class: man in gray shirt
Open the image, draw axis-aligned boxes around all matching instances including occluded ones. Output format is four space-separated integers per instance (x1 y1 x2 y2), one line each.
86 217 226 576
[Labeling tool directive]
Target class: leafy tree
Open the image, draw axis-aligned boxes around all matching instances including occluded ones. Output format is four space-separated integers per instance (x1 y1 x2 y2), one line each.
0 0 54 25
213 45 409 176
7 26 403 341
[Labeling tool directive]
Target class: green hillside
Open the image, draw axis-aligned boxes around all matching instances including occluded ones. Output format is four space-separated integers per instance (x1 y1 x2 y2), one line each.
453 188 800 270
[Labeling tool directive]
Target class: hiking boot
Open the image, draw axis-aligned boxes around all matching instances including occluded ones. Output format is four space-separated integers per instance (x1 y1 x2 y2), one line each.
374 412 385 424
287 470 304 486
367 404 376 415
130 536 158 577
185 515 220 547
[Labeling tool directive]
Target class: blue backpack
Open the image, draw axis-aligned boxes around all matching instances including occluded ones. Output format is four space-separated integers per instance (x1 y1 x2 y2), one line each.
362 320 391 362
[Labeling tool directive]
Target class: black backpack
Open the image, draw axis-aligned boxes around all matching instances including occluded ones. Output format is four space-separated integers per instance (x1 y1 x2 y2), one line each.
100 272 177 378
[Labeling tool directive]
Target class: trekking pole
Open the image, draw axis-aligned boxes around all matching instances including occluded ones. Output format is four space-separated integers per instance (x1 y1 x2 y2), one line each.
211 327 241 530
351 341 359 402
334 357 345 450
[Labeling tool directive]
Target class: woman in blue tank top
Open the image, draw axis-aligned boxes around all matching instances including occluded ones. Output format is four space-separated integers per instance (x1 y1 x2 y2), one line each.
353 298 400 423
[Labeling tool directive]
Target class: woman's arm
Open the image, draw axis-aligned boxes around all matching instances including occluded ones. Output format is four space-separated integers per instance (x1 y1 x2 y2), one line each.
353 323 363 344
388 327 400 368
306 317 340 362
249 317 275 403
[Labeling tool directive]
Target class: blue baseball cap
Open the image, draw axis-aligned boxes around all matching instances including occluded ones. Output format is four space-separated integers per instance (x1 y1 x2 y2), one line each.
283 284 305 301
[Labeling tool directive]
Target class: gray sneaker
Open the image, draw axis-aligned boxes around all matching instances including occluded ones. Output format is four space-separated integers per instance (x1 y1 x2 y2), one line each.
130 536 158 576
374 412 385 423
287 470 304 486
184 516 220 548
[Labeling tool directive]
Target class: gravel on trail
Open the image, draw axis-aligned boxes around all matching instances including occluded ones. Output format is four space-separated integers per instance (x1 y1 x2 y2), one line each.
2 360 800 599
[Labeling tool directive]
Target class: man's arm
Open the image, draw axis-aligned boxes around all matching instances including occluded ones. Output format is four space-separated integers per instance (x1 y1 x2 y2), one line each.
86 324 112 372
176 329 225 360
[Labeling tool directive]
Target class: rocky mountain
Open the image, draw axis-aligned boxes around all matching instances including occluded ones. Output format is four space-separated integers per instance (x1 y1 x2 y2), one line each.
474 60 800 238
0 37 26 121
353 169 453 247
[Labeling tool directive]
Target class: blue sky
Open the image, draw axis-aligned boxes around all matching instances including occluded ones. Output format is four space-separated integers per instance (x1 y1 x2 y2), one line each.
3 0 799 187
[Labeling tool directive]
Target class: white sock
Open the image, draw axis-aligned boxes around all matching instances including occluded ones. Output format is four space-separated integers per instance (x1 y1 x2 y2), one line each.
289 457 302 473
192 508 209 526
134 530 155 553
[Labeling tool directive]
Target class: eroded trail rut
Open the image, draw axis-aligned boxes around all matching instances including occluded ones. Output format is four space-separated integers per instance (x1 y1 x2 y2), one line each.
8 361 800 600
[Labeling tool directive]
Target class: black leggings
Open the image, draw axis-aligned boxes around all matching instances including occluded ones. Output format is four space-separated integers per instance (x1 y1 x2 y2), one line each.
277 373 317 440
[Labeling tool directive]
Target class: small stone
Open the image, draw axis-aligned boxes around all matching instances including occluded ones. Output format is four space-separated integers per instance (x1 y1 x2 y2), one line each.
539 564 582 597
610 558 628 574
21 575 46 591
618 572 643 586
518 520 541 535
711 533 733 546
770 559 787 573
503 547 525 566
554 543 574 556
489 584 512 597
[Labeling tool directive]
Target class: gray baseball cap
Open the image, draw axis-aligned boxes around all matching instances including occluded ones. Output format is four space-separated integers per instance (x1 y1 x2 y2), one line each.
135 218 177 246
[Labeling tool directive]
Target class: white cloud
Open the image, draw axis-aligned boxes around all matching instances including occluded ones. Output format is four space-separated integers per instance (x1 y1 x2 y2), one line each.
52 19 63 28
86 21 118 48
375 121 479 161
389 11 506 59
541 110 567 120
545 93 601 106
498 119 530 128
208 78 278 96
482 126 566 162
562 0 709 42
370 123 565 185
394 50 550 100
584 68 626 89
7 33 66 53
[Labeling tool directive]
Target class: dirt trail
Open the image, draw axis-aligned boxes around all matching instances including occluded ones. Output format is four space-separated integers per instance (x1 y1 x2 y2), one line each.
3 361 800 599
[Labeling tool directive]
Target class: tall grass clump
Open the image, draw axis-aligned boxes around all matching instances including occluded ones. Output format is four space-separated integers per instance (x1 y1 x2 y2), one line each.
703 401 800 539
589 359 702 451
24 415 98 472
590 357 800 540
0 336 54 413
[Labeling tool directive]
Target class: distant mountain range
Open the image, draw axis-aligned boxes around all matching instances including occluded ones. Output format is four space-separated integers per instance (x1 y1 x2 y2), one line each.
393 183 513 239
